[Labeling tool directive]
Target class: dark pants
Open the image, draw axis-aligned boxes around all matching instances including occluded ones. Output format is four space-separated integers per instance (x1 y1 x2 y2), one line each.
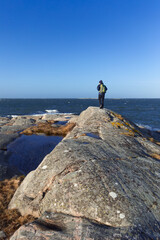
98 93 105 108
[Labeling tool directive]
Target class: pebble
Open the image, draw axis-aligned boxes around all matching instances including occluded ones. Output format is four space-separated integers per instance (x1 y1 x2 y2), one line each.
64 150 69 153
109 192 117 199
119 213 125 219
0 231 6 239
42 165 48 169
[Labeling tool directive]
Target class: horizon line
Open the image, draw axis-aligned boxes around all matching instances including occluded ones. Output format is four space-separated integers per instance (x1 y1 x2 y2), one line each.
0 97 160 100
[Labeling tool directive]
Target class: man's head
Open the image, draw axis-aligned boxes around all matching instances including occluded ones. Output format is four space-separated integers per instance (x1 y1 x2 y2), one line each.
99 80 103 84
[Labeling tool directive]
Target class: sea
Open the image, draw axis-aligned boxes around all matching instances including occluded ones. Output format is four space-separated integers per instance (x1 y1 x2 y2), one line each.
0 98 160 131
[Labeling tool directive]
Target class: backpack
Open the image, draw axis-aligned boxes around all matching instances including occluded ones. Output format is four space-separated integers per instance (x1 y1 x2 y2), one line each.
103 85 107 93
100 84 107 93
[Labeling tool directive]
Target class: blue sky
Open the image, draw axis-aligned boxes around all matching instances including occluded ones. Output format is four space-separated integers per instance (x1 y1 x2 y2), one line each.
0 0 159 98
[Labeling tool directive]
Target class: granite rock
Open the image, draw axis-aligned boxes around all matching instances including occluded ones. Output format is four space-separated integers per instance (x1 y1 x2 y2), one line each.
0 231 6 239
10 211 156 240
41 114 76 121
12 117 36 126
9 107 160 239
0 133 19 150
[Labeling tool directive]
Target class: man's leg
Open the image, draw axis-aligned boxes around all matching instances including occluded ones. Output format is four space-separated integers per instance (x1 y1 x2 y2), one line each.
101 93 105 108
98 94 102 108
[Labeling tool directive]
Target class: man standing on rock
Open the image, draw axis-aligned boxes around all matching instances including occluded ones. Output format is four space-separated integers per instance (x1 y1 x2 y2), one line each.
97 80 107 109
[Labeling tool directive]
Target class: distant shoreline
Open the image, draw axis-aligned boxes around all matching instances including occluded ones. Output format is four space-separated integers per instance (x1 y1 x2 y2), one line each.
0 97 160 100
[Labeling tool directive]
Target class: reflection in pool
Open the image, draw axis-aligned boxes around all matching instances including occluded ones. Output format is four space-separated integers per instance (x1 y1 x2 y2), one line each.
8 134 63 174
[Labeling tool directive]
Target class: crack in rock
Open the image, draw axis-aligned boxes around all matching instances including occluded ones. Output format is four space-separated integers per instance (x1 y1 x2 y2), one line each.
40 160 85 201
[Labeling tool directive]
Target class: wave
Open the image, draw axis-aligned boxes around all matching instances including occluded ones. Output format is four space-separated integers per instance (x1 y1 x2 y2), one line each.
45 109 59 114
7 114 18 118
6 110 74 118
137 123 160 132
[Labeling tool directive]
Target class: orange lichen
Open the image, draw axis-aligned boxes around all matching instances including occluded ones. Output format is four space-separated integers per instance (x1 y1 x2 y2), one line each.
113 113 124 121
110 112 142 137
148 137 155 142
120 131 135 137
74 133 87 139
111 122 124 129
148 138 160 146
150 153 160 160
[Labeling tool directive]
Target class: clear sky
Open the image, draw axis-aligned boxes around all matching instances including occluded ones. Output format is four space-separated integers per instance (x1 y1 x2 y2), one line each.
0 0 160 98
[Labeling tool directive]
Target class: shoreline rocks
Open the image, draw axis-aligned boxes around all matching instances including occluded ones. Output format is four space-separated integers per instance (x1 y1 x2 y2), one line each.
0 113 77 238
8 107 160 239
0 114 76 180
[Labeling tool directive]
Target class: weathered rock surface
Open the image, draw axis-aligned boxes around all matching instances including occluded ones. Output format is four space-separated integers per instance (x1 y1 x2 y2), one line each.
0 133 19 150
0 231 6 240
41 113 77 121
10 211 153 240
9 107 160 239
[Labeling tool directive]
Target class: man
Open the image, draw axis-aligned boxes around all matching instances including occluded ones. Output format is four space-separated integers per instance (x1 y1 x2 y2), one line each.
97 80 107 109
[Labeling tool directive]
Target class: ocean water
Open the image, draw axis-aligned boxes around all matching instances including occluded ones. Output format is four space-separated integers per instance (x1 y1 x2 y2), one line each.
0 98 160 130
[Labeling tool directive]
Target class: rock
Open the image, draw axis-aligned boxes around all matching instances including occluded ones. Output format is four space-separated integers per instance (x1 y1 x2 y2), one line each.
41 114 76 121
10 211 154 240
0 125 26 134
12 116 36 126
0 231 6 239
0 117 11 126
0 117 36 135
9 107 160 238
0 133 19 150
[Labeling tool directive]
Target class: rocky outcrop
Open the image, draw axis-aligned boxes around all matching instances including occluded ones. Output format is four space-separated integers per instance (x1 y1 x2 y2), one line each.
9 107 160 239
0 114 76 180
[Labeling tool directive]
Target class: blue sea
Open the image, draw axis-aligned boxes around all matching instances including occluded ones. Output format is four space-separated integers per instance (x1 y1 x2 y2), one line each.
0 98 160 131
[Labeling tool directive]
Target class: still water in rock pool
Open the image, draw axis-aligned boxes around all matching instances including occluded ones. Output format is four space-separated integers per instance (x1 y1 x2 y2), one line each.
8 134 63 174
